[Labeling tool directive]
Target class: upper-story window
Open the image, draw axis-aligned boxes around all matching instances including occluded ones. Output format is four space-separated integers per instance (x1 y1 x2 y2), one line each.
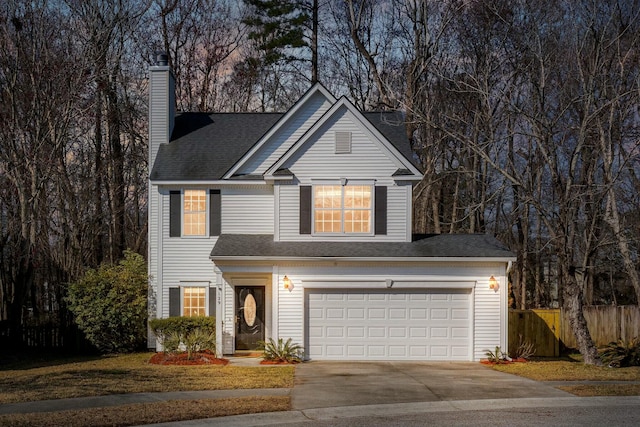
314 185 372 234
183 189 207 236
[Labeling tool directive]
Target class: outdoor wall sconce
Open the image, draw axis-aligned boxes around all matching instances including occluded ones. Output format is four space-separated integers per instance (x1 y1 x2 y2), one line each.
283 275 292 291
489 276 499 292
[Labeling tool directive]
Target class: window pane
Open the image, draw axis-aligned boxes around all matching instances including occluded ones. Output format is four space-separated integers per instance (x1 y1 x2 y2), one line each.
344 206 370 233
315 185 341 208
315 209 341 233
183 190 206 236
345 186 371 208
183 287 206 317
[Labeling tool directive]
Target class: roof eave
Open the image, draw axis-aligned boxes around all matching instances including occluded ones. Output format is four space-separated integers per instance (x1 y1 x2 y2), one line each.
151 179 268 186
210 255 517 263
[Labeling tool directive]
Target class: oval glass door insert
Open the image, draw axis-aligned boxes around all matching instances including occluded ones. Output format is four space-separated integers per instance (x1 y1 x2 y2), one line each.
244 294 257 327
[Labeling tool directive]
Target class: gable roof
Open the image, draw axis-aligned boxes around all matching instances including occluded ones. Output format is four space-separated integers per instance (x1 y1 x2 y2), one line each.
210 234 516 261
264 97 422 179
223 83 336 179
150 110 420 182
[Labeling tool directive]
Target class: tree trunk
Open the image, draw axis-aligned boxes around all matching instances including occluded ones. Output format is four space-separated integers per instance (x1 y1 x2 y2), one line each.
563 268 601 365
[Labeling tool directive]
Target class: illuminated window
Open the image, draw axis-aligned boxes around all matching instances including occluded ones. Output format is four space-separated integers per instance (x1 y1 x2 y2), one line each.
314 185 371 234
183 287 206 316
183 190 206 236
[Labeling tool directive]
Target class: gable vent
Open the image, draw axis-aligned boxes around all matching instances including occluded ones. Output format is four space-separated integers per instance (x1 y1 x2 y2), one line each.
335 131 352 154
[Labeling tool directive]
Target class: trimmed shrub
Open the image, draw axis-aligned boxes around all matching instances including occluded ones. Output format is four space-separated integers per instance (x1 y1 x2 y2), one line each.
66 250 148 353
149 316 216 359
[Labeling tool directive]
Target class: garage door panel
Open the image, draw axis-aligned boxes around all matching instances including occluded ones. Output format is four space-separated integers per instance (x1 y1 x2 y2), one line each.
430 308 449 320
307 288 471 361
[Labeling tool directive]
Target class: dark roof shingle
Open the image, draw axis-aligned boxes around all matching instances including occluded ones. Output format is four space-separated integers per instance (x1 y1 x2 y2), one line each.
210 234 515 260
151 111 420 181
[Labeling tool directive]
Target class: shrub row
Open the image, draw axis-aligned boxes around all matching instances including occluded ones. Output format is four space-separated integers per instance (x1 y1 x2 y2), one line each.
149 316 216 359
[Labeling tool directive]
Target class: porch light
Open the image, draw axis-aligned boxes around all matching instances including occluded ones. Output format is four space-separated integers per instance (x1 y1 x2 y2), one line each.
489 276 499 291
283 275 292 291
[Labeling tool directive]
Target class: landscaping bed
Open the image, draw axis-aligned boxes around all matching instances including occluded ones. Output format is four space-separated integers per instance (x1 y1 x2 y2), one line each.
149 351 229 366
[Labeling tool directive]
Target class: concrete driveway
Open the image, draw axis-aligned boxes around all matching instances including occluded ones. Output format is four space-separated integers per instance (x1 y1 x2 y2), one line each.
292 361 571 410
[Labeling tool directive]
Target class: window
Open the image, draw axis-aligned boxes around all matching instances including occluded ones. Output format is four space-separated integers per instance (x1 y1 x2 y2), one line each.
314 185 372 234
183 190 206 236
182 287 207 316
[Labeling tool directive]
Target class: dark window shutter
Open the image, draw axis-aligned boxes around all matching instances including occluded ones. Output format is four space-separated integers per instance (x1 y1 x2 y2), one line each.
209 190 221 236
208 288 216 317
169 191 181 237
374 186 387 235
300 186 312 234
169 287 180 317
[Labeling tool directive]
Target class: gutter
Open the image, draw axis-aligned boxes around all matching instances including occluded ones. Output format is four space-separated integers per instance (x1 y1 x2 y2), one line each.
210 255 518 263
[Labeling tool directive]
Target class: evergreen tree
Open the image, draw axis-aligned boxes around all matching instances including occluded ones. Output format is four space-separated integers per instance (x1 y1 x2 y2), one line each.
243 0 318 82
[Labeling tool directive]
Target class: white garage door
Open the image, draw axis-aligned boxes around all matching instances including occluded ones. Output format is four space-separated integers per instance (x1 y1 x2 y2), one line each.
306 288 472 360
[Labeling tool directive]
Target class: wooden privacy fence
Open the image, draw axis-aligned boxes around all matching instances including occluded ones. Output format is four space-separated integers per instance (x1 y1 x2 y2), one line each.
509 306 640 357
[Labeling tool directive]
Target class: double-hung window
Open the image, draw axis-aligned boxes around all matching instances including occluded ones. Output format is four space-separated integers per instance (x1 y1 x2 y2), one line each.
314 185 372 234
183 190 207 236
170 189 221 238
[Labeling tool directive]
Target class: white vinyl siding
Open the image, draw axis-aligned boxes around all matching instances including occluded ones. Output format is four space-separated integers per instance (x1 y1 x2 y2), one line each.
148 67 175 168
237 93 333 175
222 279 235 353
222 186 274 234
473 277 504 360
288 110 403 181
274 262 507 362
158 191 217 318
277 183 410 241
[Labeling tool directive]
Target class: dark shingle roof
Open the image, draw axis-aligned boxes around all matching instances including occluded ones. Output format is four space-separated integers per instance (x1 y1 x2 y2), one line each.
151 111 420 181
151 113 282 181
210 234 515 260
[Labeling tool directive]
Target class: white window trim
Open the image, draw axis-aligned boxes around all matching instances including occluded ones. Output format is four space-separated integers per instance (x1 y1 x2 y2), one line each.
181 189 209 238
311 180 375 236
180 282 210 317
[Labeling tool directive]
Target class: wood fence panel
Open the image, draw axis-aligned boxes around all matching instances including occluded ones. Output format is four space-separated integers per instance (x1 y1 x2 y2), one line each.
509 310 560 357
619 306 640 343
526 306 640 352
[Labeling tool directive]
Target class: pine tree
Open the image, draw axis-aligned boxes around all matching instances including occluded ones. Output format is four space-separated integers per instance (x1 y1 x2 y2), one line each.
243 0 318 82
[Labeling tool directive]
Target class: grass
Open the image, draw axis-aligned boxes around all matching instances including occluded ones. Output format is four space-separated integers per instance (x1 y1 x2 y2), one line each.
0 352 295 426
0 396 290 427
0 352 294 404
491 354 640 396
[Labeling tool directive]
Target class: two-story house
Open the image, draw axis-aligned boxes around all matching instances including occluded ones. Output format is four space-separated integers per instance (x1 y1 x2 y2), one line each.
148 55 515 361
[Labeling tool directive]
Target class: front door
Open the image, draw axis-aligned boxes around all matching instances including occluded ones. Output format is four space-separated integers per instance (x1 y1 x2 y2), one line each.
235 286 265 350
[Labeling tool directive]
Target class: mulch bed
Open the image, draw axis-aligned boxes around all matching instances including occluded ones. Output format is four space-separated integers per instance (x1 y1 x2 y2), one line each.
149 351 229 366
